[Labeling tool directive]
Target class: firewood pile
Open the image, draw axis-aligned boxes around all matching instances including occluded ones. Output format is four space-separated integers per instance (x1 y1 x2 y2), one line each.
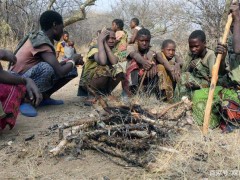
50 96 193 170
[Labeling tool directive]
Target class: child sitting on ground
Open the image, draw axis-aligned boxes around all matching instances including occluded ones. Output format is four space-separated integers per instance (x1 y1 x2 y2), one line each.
156 39 183 100
177 30 216 98
125 28 166 98
78 29 124 105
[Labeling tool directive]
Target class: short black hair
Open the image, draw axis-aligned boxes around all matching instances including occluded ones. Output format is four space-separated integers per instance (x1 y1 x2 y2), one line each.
112 19 124 30
131 18 139 26
137 28 151 38
189 30 206 42
63 31 69 35
161 39 176 49
40 10 63 31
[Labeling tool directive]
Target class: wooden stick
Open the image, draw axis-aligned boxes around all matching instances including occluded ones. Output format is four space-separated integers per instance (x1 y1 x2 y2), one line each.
50 125 83 156
136 71 147 95
136 53 156 95
203 12 233 135
157 101 184 118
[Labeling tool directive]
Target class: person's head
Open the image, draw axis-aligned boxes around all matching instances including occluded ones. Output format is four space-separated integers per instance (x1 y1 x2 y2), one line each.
112 19 124 32
39 10 64 41
130 18 139 29
62 31 69 42
188 30 206 56
106 28 116 49
68 40 74 47
161 39 176 60
136 28 151 52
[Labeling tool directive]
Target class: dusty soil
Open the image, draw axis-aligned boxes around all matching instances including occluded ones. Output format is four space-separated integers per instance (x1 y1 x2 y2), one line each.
1 68 240 179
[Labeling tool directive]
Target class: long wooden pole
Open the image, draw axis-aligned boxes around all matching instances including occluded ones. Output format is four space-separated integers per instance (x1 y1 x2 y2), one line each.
203 13 233 135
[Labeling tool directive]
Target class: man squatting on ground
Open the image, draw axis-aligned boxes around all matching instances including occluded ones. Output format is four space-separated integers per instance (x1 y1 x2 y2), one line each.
11 10 84 117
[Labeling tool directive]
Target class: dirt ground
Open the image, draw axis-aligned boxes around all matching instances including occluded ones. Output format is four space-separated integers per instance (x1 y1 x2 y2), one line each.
1 67 240 179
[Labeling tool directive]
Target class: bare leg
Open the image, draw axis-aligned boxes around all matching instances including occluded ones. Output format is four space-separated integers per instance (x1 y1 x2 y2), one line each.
107 72 124 94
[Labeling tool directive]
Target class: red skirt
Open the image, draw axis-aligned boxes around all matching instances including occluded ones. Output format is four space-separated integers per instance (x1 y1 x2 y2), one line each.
0 84 26 129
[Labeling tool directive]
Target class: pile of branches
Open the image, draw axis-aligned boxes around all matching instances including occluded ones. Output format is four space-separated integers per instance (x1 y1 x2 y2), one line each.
50 96 192 170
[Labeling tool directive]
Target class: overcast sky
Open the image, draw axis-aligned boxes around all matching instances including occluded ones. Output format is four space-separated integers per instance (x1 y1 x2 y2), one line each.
92 0 114 12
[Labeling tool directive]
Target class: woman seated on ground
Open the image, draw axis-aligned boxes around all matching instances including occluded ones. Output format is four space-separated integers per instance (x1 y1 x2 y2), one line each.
78 29 124 105
0 49 42 129
156 39 183 100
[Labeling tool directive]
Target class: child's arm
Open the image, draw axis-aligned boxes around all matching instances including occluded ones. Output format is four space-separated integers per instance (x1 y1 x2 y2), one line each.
156 52 179 81
156 52 173 72
129 51 152 70
93 31 109 65
104 41 119 65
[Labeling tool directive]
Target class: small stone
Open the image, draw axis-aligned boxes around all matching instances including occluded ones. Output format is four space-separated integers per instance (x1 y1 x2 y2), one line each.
65 156 76 161
7 141 13 146
89 114 95 118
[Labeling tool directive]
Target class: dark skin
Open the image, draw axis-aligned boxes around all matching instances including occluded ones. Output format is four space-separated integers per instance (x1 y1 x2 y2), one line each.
186 38 207 89
56 33 69 58
217 2 240 55
38 23 84 99
39 23 84 77
216 2 240 73
111 22 121 44
88 30 123 95
129 35 156 79
0 49 42 106
156 43 183 82
128 20 139 44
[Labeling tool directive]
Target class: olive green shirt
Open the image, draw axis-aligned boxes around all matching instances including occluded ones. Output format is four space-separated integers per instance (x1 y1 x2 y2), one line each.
182 48 216 80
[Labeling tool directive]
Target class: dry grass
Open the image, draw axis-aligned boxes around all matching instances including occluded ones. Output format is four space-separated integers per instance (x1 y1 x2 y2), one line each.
1 43 240 179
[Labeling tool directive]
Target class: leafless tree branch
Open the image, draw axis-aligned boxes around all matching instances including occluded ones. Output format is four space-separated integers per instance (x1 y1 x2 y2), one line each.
63 0 96 27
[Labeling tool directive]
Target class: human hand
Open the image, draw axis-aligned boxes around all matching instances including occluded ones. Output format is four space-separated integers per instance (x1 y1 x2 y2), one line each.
185 82 200 90
216 42 227 57
98 30 110 42
0 49 17 65
72 54 84 65
141 60 153 70
189 60 197 70
147 64 157 79
25 78 42 106
173 63 181 82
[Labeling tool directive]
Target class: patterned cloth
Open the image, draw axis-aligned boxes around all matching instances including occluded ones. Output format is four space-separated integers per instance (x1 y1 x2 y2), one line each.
157 64 174 100
78 47 123 96
125 47 165 96
22 62 78 93
114 30 128 63
125 45 156 85
0 84 26 129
